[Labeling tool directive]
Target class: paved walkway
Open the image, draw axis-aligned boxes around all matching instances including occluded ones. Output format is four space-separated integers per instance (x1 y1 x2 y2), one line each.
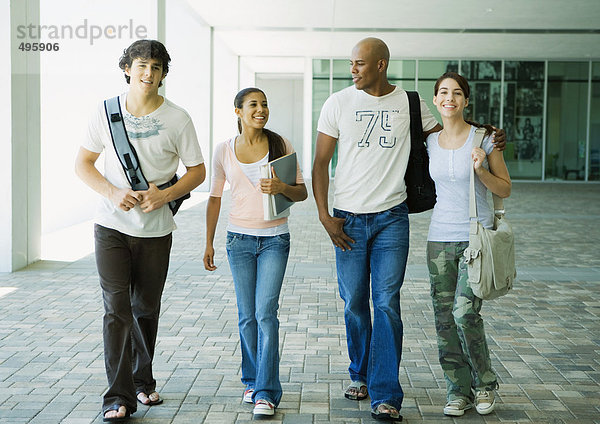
1 182 599 424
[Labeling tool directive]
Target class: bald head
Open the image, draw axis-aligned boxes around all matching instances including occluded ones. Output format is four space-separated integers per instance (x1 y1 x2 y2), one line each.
350 37 394 95
354 37 390 63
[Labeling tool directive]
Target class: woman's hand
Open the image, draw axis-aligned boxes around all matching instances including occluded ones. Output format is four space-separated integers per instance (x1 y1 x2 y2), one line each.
471 147 487 173
260 167 307 202
203 245 217 271
260 168 285 195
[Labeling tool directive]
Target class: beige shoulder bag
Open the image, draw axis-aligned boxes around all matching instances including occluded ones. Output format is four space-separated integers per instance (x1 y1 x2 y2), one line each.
463 128 516 300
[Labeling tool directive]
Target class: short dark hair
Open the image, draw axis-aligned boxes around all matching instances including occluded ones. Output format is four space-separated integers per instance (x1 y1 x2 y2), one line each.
118 39 171 87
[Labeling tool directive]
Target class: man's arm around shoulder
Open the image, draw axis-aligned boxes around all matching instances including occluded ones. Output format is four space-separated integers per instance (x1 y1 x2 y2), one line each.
424 123 443 139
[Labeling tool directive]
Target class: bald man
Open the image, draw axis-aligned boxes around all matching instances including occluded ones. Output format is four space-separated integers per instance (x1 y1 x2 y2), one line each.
312 37 441 421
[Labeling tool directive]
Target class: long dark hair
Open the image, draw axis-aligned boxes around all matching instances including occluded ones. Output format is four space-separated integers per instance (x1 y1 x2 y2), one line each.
234 87 286 161
434 72 494 136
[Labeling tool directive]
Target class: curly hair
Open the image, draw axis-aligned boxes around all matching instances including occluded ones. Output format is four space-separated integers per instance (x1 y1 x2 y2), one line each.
118 39 171 87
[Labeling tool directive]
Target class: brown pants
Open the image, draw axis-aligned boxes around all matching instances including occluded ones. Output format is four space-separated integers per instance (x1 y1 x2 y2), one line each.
94 224 172 415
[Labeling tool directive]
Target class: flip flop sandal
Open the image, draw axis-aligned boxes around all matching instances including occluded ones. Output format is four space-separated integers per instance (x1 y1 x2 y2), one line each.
102 405 131 422
371 403 402 421
344 380 368 400
137 391 163 406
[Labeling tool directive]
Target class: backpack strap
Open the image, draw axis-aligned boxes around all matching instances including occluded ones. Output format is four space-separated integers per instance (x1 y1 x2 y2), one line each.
406 91 424 151
104 96 149 191
406 91 425 187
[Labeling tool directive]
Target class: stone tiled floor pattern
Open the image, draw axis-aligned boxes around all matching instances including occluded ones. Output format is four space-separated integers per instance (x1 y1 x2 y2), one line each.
0 182 599 424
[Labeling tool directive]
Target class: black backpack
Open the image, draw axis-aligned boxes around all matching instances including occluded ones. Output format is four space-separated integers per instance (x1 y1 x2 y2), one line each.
404 91 436 214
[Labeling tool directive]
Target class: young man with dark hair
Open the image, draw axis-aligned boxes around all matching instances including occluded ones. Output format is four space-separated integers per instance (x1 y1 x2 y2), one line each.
75 39 205 422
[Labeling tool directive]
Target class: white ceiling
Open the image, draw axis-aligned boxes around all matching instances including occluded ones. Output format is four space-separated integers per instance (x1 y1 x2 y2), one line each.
185 0 600 64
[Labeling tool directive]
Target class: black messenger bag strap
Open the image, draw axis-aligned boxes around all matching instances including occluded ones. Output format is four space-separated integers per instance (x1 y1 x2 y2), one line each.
104 96 149 191
406 90 424 186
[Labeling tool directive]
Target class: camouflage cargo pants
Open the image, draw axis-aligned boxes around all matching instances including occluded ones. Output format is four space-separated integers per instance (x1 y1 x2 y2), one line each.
426 241 498 401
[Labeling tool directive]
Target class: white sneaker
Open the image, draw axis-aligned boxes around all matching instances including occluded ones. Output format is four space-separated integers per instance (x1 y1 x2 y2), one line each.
443 398 473 416
253 399 275 418
243 388 254 403
475 390 496 415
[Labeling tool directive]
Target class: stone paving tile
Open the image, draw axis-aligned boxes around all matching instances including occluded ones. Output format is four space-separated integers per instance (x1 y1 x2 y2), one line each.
0 183 599 423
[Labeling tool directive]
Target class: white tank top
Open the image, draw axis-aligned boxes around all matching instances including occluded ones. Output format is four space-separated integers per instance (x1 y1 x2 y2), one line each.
227 137 289 236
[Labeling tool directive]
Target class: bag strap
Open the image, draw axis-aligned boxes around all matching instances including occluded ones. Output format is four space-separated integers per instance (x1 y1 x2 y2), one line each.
104 96 149 191
406 91 424 153
406 91 427 189
469 128 505 224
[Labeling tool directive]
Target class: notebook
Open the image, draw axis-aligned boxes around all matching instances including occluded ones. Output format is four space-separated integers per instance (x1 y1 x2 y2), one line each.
260 152 298 220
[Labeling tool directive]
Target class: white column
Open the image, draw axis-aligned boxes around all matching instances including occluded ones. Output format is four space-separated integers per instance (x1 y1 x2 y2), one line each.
2 0 41 272
157 0 166 98
157 0 166 43
302 57 313 178
0 0 11 272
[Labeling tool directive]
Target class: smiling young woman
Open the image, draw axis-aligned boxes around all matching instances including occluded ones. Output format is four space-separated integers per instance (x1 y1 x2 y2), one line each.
203 87 307 420
426 72 511 417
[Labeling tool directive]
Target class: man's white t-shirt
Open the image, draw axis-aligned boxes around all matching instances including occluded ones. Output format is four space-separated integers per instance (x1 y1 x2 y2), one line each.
83 93 204 238
317 86 438 213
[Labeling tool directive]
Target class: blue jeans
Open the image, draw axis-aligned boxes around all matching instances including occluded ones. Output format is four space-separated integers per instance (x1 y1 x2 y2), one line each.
226 232 290 406
333 203 409 410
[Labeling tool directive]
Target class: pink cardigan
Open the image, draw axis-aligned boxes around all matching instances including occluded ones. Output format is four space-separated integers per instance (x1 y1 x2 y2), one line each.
210 137 304 229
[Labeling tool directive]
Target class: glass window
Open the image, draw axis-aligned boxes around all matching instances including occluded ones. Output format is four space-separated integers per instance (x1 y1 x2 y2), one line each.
546 62 589 180
332 59 350 79
417 60 458 123
419 60 459 80
590 62 600 180
461 60 501 81
313 59 330 78
389 60 416 90
332 59 354 93
461 61 502 127
503 61 545 180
